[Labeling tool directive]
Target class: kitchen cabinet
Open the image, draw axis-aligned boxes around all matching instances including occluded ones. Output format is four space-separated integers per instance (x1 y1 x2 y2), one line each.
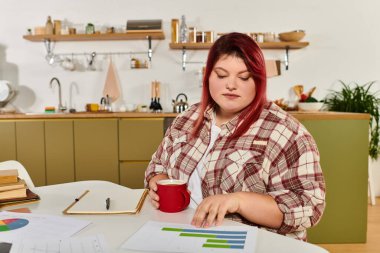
0 116 169 188
15 121 46 186
0 121 16 161
45 120 75 185
119 118 164 188
169 41 309 70
120 161 149 189
302 118 369 243
74 119 119 183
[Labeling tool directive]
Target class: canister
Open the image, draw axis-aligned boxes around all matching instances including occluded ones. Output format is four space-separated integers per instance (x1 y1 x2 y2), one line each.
256 33 264 43
188 27 197 43
204 31 214 43
264 32 275 42
54 20 62 35
196 31 205 43
171 19 179 43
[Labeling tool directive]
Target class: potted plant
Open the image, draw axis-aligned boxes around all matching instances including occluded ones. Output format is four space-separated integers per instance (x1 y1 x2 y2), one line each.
324 80 380 159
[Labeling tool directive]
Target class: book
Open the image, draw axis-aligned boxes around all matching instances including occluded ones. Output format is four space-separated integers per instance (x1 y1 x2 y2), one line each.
63 188 148 215
0 169 18 184
126 19 162 31
0 179 26 192
0 189 40 207
0 187 27 200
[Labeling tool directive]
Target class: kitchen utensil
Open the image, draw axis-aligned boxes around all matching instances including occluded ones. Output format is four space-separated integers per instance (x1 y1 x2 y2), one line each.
155 81 163 112
0 80 16 107
100 94 111 112
149 82 156 111
44 40 61 66
172 93 189 113
61 57 75 71
87 52 97 70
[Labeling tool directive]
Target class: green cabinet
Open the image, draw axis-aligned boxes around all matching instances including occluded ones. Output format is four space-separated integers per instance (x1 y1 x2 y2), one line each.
120 161 150 189
74 119 119 184
15 121 46 186
0 121 16 162
119 118 164 188
45 120 75 184
302 119 369 243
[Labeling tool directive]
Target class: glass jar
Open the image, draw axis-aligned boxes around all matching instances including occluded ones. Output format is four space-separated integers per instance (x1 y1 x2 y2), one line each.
188 27 197 43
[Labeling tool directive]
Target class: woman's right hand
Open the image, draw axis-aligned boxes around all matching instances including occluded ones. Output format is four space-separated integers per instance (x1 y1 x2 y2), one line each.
148 174 169 209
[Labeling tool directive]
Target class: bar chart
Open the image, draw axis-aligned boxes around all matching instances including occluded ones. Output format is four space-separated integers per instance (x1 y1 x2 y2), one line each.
122 221 258 253
162 227 247 249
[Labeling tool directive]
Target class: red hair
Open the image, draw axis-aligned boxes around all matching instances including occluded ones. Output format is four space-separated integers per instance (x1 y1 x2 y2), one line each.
192 32 267 139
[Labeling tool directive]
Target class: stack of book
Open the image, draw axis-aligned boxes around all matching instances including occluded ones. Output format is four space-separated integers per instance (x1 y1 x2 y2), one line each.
0 169 39 207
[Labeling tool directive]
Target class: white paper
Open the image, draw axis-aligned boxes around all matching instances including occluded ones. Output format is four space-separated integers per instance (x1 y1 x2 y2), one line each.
121 221 258 253
67 188 146 213
9 234 110 253
0 211 91 243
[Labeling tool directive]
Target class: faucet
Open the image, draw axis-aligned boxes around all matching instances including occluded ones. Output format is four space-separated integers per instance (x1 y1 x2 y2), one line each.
49 77 67 112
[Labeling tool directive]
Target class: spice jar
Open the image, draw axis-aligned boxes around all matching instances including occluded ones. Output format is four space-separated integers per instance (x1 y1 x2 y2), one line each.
256 33 264 43
188 27 197 43
204 31 214 43
264 32 275 42
196 31 205 43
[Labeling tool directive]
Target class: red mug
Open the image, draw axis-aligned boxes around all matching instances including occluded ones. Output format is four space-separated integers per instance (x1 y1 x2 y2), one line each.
156 179 190 213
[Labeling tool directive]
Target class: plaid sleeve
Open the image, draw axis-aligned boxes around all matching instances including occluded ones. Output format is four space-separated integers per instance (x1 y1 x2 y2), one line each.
144 117 179 187
267 133 326 235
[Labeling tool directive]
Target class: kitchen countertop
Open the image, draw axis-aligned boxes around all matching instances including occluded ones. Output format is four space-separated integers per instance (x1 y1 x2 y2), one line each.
0 111 370 120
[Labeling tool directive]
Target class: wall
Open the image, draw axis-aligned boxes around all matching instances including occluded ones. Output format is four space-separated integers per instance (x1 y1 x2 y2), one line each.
1 0 380 196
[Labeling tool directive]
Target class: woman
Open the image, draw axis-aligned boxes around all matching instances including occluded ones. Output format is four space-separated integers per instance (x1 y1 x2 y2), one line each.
145 32 325 241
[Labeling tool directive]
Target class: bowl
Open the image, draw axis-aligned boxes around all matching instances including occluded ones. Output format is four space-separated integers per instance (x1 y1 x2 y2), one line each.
298 102 324 111
278 30 305 42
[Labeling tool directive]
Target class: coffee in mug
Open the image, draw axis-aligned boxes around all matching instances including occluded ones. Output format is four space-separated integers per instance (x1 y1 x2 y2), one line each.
156 179 190 213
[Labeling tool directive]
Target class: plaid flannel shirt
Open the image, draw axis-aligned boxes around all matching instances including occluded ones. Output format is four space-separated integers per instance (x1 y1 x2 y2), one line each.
145 102 325 241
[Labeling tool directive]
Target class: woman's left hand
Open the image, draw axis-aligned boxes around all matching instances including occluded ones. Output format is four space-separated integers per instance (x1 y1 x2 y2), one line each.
191 193 240 228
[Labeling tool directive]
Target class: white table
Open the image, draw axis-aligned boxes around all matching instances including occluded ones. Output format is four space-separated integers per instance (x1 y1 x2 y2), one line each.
2 181 328 253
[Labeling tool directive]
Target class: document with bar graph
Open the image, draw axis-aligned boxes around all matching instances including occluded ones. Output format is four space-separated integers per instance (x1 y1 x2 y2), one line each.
121 221 257 253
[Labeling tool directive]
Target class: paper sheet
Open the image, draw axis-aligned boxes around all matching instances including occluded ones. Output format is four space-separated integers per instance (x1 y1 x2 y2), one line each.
0 211 91 243
121 221 258 253
9 234 109 253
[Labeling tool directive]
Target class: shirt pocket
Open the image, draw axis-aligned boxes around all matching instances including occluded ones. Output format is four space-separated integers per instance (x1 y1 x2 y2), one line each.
220 149 264 193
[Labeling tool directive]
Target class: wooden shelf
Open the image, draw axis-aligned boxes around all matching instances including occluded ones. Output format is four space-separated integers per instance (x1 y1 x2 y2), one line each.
169 42 214 50
23 31 165 42
169 41 309 50
260 41 309 49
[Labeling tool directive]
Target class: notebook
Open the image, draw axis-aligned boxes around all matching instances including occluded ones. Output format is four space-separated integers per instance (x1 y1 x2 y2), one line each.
63 188 148 215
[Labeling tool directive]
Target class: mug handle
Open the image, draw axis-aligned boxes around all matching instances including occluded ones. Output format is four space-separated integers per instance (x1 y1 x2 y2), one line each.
179 188 190 209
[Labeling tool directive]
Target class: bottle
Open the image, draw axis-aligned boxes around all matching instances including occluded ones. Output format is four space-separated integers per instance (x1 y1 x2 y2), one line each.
179 15 188 43
45 16 54 35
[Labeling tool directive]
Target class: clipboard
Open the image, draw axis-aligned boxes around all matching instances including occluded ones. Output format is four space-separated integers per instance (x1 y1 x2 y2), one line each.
63 188 148 215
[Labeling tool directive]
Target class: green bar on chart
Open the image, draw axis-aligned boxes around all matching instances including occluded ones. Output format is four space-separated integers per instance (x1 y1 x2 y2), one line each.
180 233 217 238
